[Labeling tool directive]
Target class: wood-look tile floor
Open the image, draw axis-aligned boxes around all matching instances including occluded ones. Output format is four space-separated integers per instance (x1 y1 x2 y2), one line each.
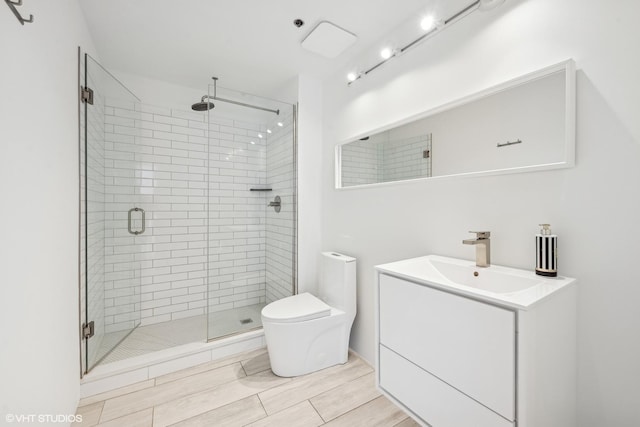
75 348 419 427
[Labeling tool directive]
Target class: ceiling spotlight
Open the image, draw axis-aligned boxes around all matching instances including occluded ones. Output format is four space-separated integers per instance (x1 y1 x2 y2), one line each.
420 15 436 31
267 129 272 134
250 141 255 145
478 0 505 11
258 133 263 138
380 47 394 60
277 122 283 127
345 0 500 86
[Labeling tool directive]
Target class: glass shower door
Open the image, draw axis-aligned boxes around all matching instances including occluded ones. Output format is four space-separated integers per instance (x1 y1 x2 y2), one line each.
82 53 142 373
205 83 297 341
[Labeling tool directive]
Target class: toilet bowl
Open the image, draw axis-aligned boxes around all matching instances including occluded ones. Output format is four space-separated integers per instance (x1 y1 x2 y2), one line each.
261 252 356 377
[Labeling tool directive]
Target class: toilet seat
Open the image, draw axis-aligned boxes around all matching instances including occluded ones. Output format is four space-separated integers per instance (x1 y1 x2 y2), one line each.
261 292 331 323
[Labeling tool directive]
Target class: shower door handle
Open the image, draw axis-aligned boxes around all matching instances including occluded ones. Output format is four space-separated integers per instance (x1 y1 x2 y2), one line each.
128 207 145 235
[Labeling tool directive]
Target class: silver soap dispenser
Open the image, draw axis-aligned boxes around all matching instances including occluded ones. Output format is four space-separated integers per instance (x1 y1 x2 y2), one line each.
535 224 557 277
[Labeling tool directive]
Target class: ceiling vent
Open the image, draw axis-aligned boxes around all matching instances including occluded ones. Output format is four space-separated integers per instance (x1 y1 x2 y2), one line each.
301 21 357 59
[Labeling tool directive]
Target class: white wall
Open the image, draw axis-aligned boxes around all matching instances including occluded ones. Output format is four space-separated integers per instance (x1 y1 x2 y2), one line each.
321 0 640 426
297 75 323 294
0 0 97 420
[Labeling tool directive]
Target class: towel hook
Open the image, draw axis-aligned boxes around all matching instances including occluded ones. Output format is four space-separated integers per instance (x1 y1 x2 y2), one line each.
5 0 34 25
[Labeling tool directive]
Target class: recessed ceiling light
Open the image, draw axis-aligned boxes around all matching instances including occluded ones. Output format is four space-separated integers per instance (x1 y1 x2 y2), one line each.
267 129 272 134
258 133 263 138
380 47 393 60
277 122 283 127
250 141 255 145
420 15 436 31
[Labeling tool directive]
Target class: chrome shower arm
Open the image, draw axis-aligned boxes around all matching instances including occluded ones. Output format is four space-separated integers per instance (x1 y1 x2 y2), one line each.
200 94 279 115
202 76 280 115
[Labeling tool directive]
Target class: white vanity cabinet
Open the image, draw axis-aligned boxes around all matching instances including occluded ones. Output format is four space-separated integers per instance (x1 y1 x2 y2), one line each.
375 257 577 427
379 274 515 426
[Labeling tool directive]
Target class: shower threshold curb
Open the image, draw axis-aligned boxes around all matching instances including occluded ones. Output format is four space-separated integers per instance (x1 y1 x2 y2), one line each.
80 329 265 398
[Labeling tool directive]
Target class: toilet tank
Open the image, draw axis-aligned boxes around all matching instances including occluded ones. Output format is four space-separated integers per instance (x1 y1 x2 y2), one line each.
319 252 356 316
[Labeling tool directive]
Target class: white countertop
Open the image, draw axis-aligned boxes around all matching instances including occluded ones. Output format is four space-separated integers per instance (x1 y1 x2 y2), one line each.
375 255 576 310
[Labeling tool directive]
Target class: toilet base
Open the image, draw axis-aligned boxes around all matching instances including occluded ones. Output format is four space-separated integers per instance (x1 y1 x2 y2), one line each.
263 311 353 377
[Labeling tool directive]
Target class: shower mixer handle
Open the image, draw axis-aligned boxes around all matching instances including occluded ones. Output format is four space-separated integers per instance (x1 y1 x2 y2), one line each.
268 196 281 213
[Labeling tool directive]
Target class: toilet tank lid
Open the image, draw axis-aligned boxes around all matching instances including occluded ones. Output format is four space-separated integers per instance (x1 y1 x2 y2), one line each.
262 293 331 323
322 252 356 263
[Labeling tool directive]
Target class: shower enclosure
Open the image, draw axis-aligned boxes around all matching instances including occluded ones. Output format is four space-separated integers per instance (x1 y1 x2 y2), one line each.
79 52 296 375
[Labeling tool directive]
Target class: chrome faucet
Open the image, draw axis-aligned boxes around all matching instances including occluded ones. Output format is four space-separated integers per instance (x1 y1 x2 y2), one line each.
463 231 491 267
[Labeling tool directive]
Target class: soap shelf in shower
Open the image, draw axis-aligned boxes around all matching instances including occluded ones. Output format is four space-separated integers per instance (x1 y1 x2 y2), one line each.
250 188 273 192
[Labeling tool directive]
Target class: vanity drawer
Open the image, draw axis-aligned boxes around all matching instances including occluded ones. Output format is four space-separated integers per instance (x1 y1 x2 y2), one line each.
380 345 514 427
379 273 515 420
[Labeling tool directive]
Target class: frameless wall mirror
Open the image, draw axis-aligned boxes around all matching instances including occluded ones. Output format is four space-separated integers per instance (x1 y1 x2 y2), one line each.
336 59 576 189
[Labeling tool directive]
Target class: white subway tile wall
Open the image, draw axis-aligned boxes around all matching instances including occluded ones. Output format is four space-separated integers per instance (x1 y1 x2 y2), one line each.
81 58 146 369
80 60 87 371
265 112 296 303
82 61 108 368
103 101 210 330
207 114 268 320
101 100 295 333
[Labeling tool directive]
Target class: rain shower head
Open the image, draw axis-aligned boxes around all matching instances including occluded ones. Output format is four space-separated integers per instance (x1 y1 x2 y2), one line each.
191 95 214 111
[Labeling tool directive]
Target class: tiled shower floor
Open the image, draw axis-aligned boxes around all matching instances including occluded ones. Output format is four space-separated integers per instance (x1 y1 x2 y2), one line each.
98 303 265 365
208 303 267 339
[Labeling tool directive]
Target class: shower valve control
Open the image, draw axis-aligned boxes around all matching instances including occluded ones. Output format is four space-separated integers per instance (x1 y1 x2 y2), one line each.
268 196 282 213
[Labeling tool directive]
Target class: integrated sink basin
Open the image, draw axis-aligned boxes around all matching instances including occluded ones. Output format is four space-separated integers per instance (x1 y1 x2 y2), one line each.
375 255 576 309
429 258 542 294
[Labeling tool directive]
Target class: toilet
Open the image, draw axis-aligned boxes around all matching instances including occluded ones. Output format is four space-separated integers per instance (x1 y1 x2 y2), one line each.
261 252 356 377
